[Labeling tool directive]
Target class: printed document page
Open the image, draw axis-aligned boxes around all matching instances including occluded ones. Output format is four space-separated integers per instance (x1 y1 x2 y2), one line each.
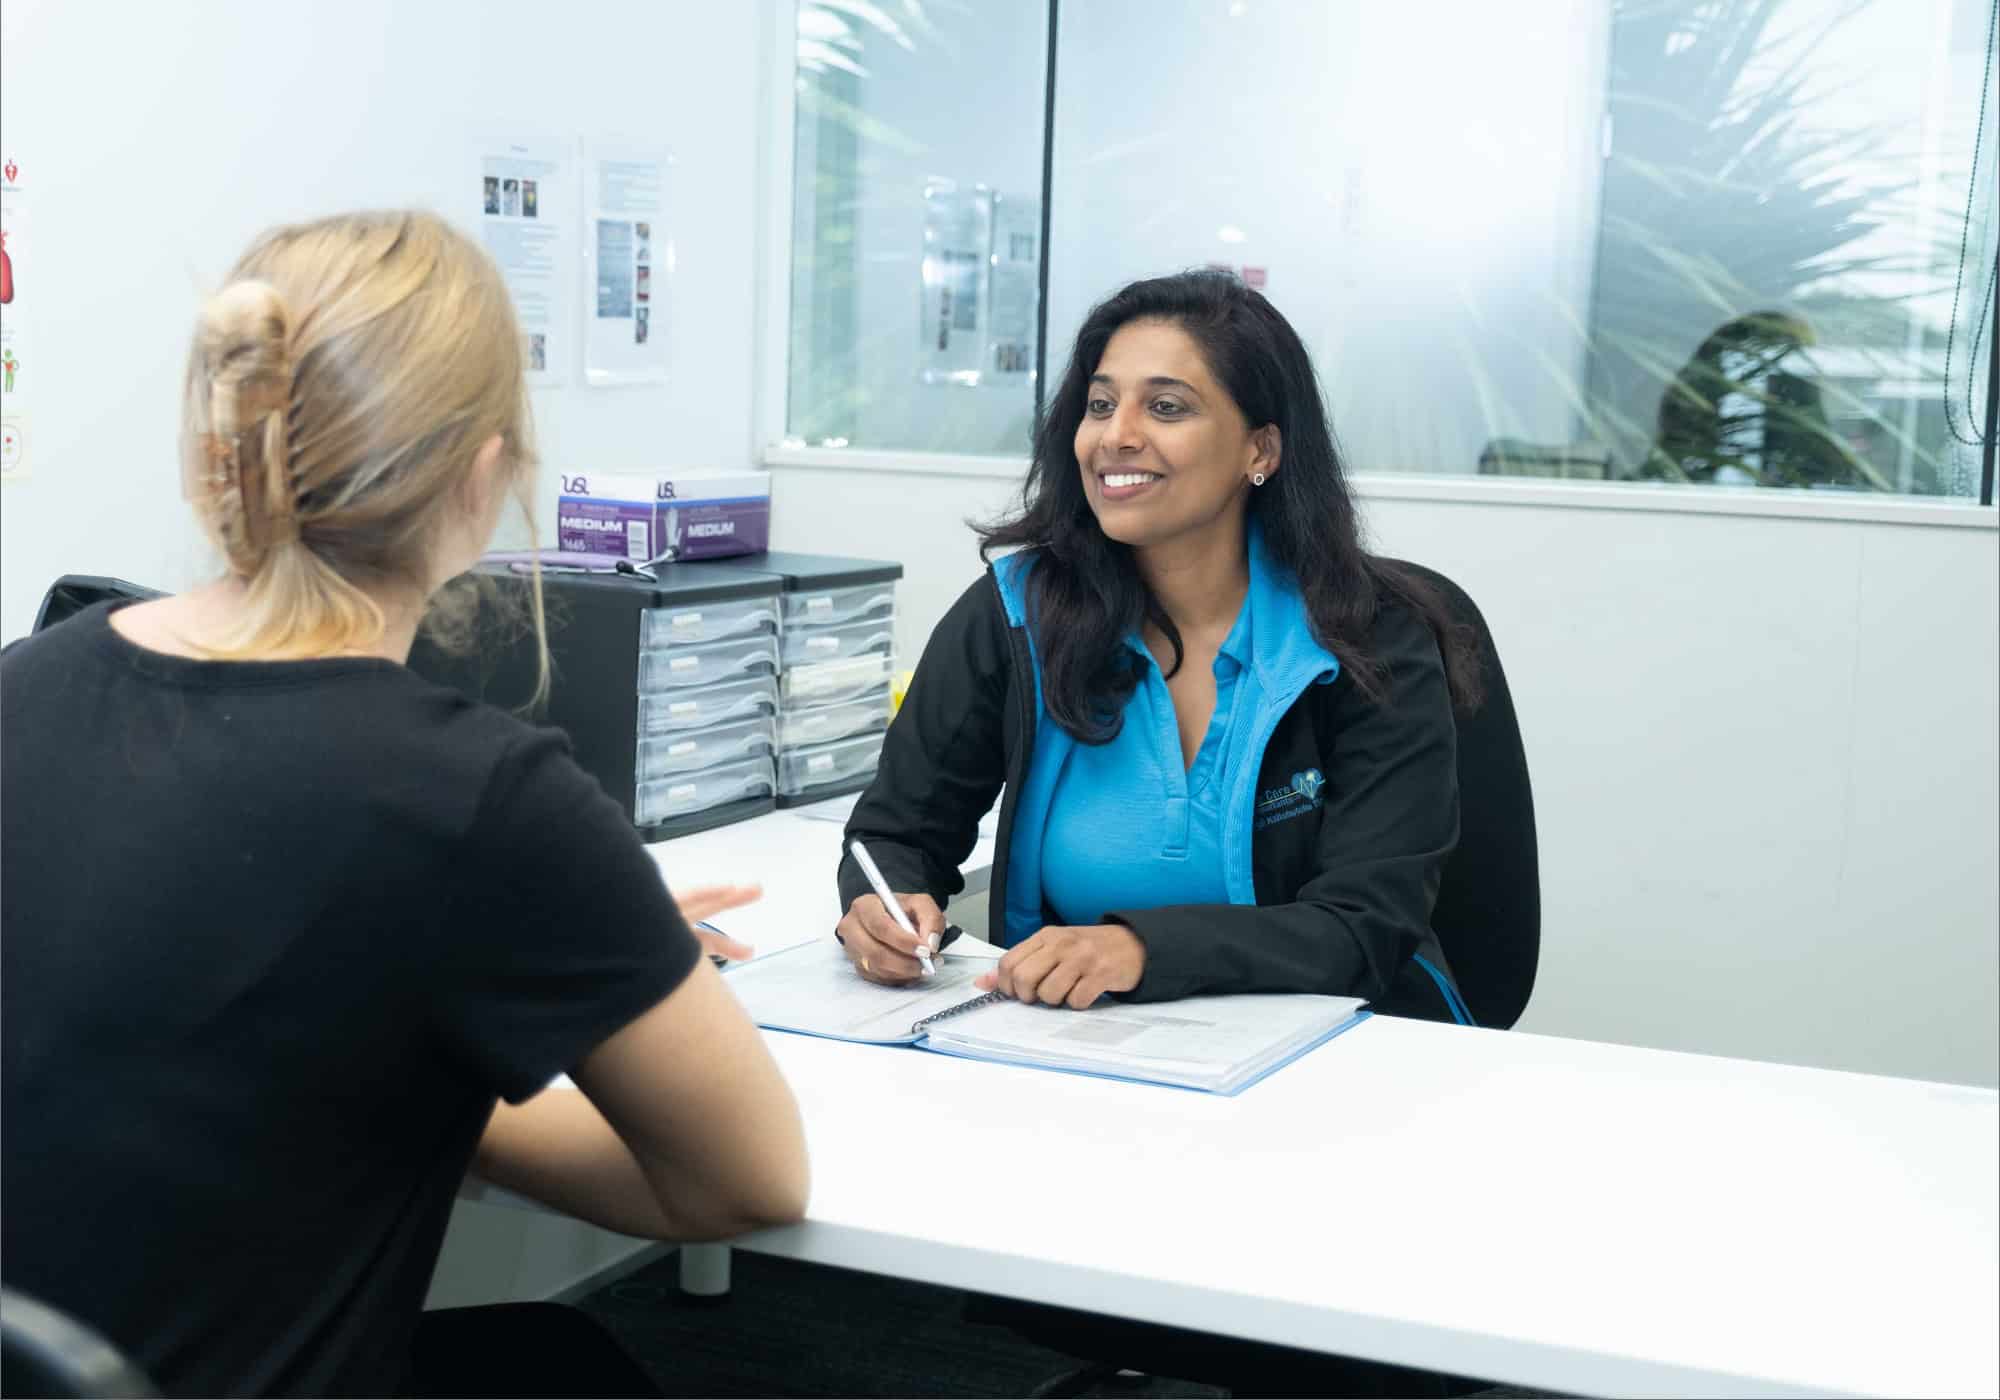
925 992 1364 1092
725 939 992 1044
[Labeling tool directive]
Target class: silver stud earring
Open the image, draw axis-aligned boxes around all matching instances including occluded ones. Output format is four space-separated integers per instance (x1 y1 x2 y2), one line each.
1252 472 1266 487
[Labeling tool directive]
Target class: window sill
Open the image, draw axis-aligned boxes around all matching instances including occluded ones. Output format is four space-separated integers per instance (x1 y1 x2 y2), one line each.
1346 473 1999 529
762 445 1998 529
764 445 1028 480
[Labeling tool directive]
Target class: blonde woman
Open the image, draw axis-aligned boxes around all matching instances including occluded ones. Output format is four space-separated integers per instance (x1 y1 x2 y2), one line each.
0 211 807 1398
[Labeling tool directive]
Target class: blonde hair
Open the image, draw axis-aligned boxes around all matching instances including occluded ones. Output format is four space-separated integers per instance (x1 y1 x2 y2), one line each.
183 209 545 685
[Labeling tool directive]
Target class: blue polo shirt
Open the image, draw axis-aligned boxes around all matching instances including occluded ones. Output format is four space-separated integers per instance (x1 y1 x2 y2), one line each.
1039 588 1254 926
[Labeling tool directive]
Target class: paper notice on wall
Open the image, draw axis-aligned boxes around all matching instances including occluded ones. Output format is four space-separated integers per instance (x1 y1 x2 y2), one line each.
919 180 992 386
478 137 572 387
987 193 1040 380
1 154 26 482
583 143 670 386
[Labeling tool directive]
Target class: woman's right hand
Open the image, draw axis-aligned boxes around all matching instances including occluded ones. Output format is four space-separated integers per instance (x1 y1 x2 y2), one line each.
837 891 945 985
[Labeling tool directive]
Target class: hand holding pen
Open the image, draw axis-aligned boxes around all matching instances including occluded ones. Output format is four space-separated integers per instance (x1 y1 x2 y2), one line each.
836 839 943 984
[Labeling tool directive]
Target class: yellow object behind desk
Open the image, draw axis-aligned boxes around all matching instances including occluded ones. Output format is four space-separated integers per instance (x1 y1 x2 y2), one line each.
892 668 914 715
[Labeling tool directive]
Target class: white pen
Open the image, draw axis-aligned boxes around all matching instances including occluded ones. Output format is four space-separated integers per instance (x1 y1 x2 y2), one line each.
848 838 935 976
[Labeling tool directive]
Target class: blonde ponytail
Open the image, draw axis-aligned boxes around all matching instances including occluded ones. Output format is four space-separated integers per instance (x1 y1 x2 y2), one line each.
179 211 541 670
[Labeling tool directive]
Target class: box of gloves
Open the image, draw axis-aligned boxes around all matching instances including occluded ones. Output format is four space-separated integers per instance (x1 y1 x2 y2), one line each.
556 470 771 564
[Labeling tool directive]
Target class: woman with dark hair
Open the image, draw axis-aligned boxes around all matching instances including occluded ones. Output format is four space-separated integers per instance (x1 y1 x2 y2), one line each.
835 269 1481 1023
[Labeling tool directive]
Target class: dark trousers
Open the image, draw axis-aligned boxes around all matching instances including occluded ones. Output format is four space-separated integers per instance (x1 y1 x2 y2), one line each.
403 1303 658 1398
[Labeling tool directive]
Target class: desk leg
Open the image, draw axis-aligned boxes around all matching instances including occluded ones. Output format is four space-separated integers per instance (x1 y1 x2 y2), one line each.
677 1242 731 1299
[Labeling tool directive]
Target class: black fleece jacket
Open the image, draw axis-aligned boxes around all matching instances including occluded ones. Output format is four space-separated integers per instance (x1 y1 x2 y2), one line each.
837 567 1469 1022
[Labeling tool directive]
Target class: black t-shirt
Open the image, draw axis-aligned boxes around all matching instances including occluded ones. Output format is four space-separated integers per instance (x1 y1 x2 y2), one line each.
1 603 700 1397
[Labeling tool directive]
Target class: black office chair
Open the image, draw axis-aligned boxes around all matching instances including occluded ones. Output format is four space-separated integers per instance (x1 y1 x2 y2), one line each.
973 561 1542 1397
32 575 166 633
1390 558 1540 1031
1 1290 158 1399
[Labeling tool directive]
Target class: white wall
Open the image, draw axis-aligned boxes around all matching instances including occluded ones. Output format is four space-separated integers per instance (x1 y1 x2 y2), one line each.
1360 495 1999 1088
772 462 2000 1090
0 0 775 1300
0 0 771 643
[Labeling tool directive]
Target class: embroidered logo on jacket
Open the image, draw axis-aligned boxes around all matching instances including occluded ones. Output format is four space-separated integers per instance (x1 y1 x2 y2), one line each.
1254 768 1326 831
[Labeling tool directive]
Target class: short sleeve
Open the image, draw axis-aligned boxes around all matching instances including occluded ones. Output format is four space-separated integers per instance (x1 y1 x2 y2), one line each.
430 727 701 1102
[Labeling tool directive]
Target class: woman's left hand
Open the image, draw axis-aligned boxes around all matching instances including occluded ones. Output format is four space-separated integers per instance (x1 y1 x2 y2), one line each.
975 924 1145 1009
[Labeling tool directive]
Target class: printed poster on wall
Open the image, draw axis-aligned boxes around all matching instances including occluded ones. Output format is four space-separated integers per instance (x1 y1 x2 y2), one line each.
583 142 670 386
987 192 1040 381
918 179 992 386
1 154 26 482
477 136 573 387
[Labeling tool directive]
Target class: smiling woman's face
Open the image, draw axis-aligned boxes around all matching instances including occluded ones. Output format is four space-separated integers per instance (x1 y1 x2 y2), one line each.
1073 317 1272 551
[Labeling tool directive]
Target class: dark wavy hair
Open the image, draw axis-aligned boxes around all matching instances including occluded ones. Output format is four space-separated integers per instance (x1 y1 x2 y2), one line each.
978 269 1482 743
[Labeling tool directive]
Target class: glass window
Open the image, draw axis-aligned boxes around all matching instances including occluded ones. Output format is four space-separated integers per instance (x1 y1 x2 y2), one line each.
1581 0 1998 495
785 0 1999 499
786 1 1051 454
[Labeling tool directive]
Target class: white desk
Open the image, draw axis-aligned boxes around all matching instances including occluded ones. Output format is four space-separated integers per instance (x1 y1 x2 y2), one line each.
487 805 2000 1397
641 798 997 954
732 1014 1996 1398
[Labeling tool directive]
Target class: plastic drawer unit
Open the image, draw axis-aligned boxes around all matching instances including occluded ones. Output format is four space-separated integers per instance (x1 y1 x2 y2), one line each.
637 633 780 693
717 552 905 809
779 614 897 669
779 652 894 708
640 594 780 649
636 756 778 827
775 688 892 750
636 716 778 780
779 581 897 631
407 560 785 841
777 733 888 802
637 675 779 737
